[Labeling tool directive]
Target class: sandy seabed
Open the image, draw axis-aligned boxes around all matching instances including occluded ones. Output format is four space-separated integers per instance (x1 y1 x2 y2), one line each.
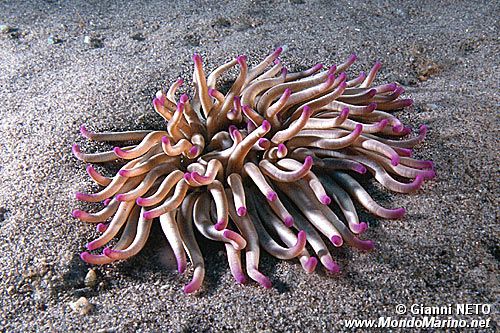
0 1 498 332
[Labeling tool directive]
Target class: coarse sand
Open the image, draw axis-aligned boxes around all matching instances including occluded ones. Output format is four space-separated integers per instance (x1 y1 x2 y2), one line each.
0 0 498 332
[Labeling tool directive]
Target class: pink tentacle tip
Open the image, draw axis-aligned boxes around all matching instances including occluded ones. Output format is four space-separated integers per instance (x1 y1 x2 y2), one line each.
96 223 108 233
177 78 185 85
183 172 192 182
392 207 406 218
354 238 375 251
237 206 247 217
354 124 363 134
258 138 270 149
257 275 272 289
235 273 247 284
189 146 199 156
400 126 412 135
340 107 350 118
302 105 312 117
304 155 314 166
378 118 389 128
373 61 382 70
402 99 413 107
398 148 412 157
273 58 281 65
160 136 170 145
214 219 227 231
390 154 400 166
118 169 130 177
280 67 288 77
237 55 247 65
80 252 89 262
86 241 98 251
153 97 163 109
79 125 91 139
423 170 436 180
102 198 112 206
228 124 237 133
143 211 155 220
392 124 404 133
179 95 189 105
71 144 81 155
233 95 241 105
387 83 397 91
115 194 126 202
135 197 146 206
284 216 294 227
352 222 368 234
423 160 434 169
113 147 127 158
367 88 377 98
312 63 324 71
266 191 277 202
208 88 216 97
419 124 428 135
103 247 113 257
277 143 287 154
335 72 347 84
192 53 202 64
75 192 90 201
297 230 307 242
330 235 343 247
354 164 367 174
327 65 337 74
412 175 424 189
176 102 185 113
367 102 377 112
261 120 271 131
348 53 357 62
177 261 187 274
320 195 332 205
324 257 340 274
273 46 283 57
71 209 83 219
183 282 201 294
304 257 318 273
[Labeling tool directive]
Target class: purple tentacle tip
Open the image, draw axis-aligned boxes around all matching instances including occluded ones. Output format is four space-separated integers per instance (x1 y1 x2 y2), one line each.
103 247 113 257
355 164 367 174
261 120 271 131
235 273 247 284
178 262 186 274
86 241 97 251
237 206 247 217
304 257 318 273
75 192 86 201
331 235 343 247
143 211 154 220
71 209 82 219
80 252 90 262
96 223 108 233
79 125 91 139
324 257 341 274
214 219 226 231
352 222 368 234
391 154 400 166
266 191 277 202
284 216 294 227
320 195 332 205
115 194 126 202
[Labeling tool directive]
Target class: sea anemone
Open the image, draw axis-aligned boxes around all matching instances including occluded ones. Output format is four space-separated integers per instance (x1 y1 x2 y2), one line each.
72 47 434 293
